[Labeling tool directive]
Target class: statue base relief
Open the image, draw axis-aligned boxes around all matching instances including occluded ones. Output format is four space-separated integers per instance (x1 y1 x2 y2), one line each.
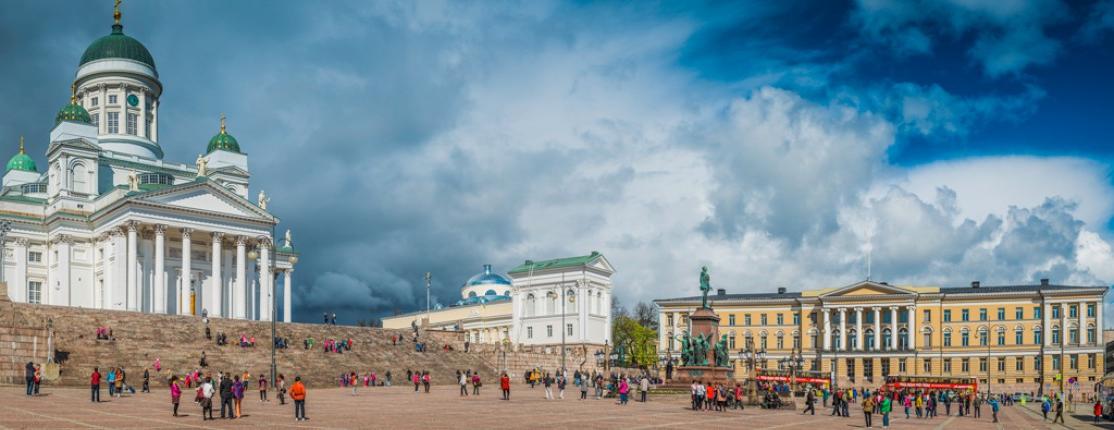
670 366 734 385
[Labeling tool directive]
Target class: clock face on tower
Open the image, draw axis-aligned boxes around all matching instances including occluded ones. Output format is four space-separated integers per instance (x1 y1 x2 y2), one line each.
127 94 139 107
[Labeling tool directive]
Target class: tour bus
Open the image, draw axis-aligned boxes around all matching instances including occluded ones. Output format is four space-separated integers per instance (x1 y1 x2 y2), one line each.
882 376 978 392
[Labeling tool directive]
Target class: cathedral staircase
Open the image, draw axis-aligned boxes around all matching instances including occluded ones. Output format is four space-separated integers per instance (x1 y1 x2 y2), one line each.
1 296 497 388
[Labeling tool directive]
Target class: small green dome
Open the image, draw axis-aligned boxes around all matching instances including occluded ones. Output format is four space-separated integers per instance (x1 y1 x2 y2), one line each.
6 138 37 173
207 115 241 153
80 24 156 70
55 98 92 126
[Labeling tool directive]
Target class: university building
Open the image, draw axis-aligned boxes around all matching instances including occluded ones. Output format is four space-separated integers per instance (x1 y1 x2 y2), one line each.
0 6 299 321
383 252 614 348
655 280 1107 393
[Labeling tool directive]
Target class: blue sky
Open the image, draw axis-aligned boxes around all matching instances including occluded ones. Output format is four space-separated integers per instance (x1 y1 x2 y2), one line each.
2 0 1114 324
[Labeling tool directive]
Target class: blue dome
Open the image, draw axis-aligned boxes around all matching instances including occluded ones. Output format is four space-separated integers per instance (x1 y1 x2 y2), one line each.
465 264 512 287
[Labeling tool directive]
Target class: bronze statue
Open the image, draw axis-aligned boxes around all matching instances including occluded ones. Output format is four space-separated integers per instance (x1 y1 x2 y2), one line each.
675 331 693 366
699 266 711 308
714 334 729 367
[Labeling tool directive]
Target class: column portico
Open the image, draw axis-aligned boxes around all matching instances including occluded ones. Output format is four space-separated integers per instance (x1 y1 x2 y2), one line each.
235 236 247 319
180 228 192 315
889 306 898 350
1079 301 1086 345
153 224 165 314
855 307 863 350
838 308 847 351
873 307 881 351
1043 302 1052 346
259 238 271 321
908 305 917 350
283 269 293 323
11 238 29 304
823 308 832 350
125 221 139 311
210 232 224 317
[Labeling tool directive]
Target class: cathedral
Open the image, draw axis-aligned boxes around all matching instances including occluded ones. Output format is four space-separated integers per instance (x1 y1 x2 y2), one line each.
0 6 298 321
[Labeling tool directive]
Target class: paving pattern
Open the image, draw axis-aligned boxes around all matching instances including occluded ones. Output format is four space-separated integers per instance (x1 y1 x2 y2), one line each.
0 384 1102 429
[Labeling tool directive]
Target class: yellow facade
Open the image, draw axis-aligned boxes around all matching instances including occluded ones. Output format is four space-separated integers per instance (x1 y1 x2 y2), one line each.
656 280 1106 394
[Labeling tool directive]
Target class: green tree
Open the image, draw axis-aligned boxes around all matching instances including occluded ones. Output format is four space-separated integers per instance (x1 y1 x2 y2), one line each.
611 315 658 368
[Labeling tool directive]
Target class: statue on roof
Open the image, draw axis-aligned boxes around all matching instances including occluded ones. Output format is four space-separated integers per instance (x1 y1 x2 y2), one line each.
284 229 293 248
127 172 139 191
195 154 207 177
699 266 711 308
258 190 269 210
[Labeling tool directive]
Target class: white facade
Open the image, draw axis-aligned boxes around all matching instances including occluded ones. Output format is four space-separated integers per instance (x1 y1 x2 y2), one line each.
0 14 299 322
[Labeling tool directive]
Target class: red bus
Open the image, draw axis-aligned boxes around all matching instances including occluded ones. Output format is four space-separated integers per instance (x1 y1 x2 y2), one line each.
883 376 978 392
754 369 830 386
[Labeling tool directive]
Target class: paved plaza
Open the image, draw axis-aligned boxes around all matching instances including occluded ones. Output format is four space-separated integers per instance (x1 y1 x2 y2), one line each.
0 384 1106 429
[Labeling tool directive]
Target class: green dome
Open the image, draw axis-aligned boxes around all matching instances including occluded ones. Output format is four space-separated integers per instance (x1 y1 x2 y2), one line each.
55 99 92 125
6 138 37 173
80 24 156 70
207 115 241 153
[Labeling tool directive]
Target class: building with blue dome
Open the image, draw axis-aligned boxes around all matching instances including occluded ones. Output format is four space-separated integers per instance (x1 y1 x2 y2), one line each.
0 4 299 323
384 252 615 348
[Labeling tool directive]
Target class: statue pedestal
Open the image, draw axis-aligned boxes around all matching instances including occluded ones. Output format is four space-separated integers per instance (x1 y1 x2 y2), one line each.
689 307 719 342
672 307 733 384
672 366 734 385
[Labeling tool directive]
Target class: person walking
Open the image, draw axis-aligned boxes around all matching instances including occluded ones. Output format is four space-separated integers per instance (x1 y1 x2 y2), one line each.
259 374 269 402
973 394 981 418
90 367 102 402
989 397 999 423
618 377 630 405
803 389 816 415
472 372 481 395
219 373 234 419
277 374 286 405
639 375 650 402
1053 398 1065 424
232 375 245 418
500 372 511 400
291 376 308 421
880 393 892 429
170 376 182 417
558 373 567 400
543 373 554 400
24 362 35 396
459 371 469 397
1095 400 1104 423
143 368 151 393
200 376 215 420
862 395 875 428
106 368 116 398
1041 396 1051 420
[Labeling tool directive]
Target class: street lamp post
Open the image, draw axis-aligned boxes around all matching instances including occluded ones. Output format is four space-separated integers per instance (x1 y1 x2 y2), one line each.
741 337 766 405
0 220 12 283
779 350 804 399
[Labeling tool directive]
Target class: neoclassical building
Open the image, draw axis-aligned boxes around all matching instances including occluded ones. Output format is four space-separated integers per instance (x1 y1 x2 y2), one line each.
656 280 1107 393
0 7 299 321
383 252 614 347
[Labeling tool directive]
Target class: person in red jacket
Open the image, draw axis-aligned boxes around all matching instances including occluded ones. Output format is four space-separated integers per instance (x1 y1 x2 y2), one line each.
500 372 511 401
90 367 102 403
1095 400 1103 423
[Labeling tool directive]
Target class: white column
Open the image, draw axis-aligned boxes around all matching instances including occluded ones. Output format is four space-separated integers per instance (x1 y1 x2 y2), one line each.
823 308 832 350
889 306 899 350
1062 304 1069 347
99 85 108 134
153 225 165 314
1098 301 1104 346
873 307 881 351
210 232 223 317
260 239 271 321
126 222 139 311
855 307 864 350
137 88 146 138
10 239 29 303
55 236 72 306
283 269 293 323
838 308 847 351
105 231 119 309
151 99 158 142
908 305 917 350
180 229 192 315
1043 302 1052 346
1079 301 1086 345
235 236 247 319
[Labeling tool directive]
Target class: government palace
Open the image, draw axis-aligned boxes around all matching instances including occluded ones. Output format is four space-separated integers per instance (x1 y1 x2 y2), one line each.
655 279 1107 393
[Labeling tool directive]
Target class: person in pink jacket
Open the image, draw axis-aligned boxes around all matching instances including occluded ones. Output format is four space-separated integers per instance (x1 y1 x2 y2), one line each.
170 376 182 417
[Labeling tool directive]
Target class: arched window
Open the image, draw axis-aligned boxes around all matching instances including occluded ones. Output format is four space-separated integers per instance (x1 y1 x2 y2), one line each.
503 290 510 297
865 329 875 350
1033 326 1043 344
848 329 858 350
832 330 842 350
921 327 933 348
468 291 477 298
898 328 908 350
1015 327 1025 345
978 327 989 346
484 289 497 296
882 328 892 350
68 161 88 194
546 292 557 315
525 294 536 317
943 328 952 347
596 291 603 314
1051 325 1061 344
776 332 785 349
961 328 970 346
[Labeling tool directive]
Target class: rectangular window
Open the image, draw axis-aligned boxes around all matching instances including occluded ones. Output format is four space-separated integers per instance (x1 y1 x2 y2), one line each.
744 315 751 326
898 358 906 373
979 357 987 372
793 313 800 325
1035 330 1043 344
961 358 970 373
943 310 951 322
1070 305 1078 318
847 359 856 381
923 359 932 374
91 97 99 107
527 326 533 339
728 335 736 349
107 112 119 134
91 113 99 127
997 307 1005 320
27 281 42 304
667 314 673 328
1035 306 1042 319
943 332 952 347
923 309 931 322
1088 304 1096 317
1016 307 1024 320
793 335 801 350
997 358 1005 372
566 323 573 336
1070 354 1079 370
943 358 952 373
979 308 987 321
126 113 137 135
962 309 970 321
776 314 784 325
1016 330 1024 345
881 359 890 377
1035 357 1042 370
776 336 784 349
997 331 1005 346
1052 306 1060 319
962 332 970 346
728 314 736 326
760 314 767 325
1016 357 1024 372
546 325 553 337
1088 353 1096 369
923 332 932 348
1052 355 1061 371
28 251 42 263
108 94 117 104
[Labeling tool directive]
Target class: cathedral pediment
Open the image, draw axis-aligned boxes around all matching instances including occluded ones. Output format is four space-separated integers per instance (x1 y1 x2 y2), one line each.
818 281 917 298
131 180 274 222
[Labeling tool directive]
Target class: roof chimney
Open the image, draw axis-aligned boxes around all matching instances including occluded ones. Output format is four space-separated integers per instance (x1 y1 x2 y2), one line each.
717 288 726 296
1040 278 1050 286
777 287 787 294
971 281 980 288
